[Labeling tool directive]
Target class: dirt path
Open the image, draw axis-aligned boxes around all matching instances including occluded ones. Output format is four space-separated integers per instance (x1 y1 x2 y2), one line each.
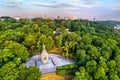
48 45 62 54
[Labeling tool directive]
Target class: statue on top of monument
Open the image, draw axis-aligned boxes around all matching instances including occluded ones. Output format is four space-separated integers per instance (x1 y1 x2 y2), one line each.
43 44 45 49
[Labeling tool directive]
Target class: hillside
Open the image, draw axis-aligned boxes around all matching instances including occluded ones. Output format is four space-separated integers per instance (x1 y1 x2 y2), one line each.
97 20 120 28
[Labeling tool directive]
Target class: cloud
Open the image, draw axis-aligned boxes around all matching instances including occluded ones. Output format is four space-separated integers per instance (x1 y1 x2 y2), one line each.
31 0 99 9
115 0 120 2
31 2 55 8
5 0 24 3
112 5 120 10
0 0 25 9
58 0 101 8
31 2 74 8
5 0 23 4
81 0 100 4
53 0 100 5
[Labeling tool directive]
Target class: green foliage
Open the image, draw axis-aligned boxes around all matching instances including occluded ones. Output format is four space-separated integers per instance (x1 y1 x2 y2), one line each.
4 41 30 61
75 50 87 65
94 67 106 79
86 45 100 60
0 49 14 66
56 64 77 75
18 65 41 80
73 67 89 80
57 64 77 70
1 17 120 80
82 33 92 45
18 64 26 80
25 66 41 80
37 35 54 50
86 60 97 74
0 62 19 80
22 34 36 52
56 69 76 76
40 25 53 36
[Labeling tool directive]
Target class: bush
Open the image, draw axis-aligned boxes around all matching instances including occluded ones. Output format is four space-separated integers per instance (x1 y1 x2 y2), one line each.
56 64 77 75
57 64 77 70
25 66 41 80
56 69 76 76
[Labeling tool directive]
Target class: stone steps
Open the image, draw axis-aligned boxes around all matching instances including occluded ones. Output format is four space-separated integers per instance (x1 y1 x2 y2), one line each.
51 57 61 66
41 66 56 74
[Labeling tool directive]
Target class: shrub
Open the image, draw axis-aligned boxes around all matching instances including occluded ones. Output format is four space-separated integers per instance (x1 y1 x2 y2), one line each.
56 64 77 75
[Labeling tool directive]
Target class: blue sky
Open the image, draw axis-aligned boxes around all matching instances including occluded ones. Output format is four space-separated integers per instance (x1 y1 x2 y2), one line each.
0 0 120 20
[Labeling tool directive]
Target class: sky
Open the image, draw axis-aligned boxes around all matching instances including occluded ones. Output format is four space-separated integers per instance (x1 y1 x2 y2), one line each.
0 0 120 20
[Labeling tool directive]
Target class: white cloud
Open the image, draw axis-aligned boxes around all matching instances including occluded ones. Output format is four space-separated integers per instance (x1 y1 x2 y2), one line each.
31 2 74 9
53 0 100 6
30 0 100 10
112 4 120 10
0 0 26 9
5 0 24 3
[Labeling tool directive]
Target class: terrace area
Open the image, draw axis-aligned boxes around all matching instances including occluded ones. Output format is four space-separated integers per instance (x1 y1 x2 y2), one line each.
26 54 74 74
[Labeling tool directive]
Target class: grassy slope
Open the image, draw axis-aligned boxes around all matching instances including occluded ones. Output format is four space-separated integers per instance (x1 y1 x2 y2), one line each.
40 73 74 80
40 73 65 80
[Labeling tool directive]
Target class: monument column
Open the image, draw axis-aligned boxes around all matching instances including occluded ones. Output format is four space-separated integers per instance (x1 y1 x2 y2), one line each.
41 44 48 64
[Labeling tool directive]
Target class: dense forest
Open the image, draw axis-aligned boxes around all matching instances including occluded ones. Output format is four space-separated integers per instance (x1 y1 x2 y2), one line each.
98 20 120 28
0 16 120 80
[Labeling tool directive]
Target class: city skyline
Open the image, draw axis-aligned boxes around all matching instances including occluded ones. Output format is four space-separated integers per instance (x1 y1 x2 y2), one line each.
0 0 120 20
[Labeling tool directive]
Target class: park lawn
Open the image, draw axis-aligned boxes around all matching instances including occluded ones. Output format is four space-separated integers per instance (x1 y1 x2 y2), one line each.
40 73 74 80
40 73 65 80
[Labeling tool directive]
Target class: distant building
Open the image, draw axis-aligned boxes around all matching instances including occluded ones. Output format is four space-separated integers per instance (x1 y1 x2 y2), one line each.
53 31 56 34
64 16 78 20
44 15 50 19
93 18 96 21
49 16 55 20
57 16 61 19
114 25 120 30
14 17 20 21
66 28 71 33
0 18 4 21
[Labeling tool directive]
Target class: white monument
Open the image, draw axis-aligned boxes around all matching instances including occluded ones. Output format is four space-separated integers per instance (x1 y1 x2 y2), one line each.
41 44 48 64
